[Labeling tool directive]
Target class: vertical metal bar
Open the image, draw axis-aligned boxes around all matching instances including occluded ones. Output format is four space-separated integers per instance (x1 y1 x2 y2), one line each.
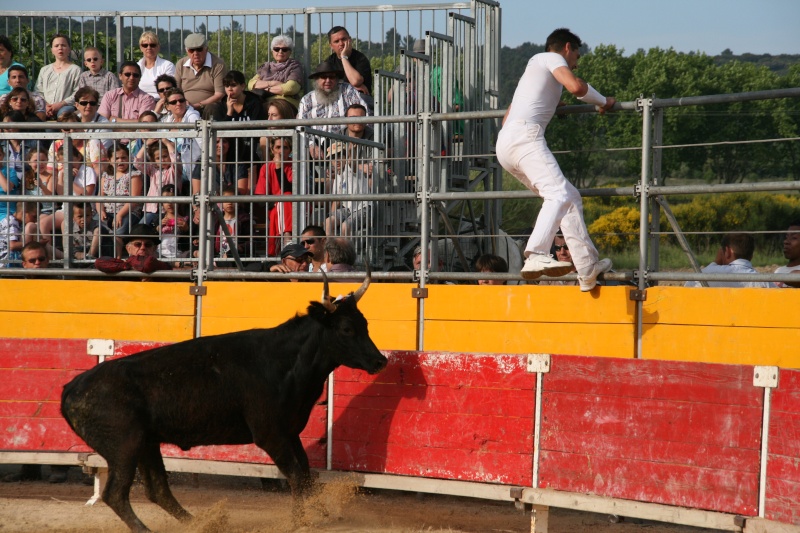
758 385 772 518
532 371 543 488
326 371 334 471
115 14 123 67
649 107 664 277
635 97 652 359
193 121 211 339
416 112 432 351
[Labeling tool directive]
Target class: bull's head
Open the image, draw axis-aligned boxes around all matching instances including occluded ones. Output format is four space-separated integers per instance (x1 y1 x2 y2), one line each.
313 264 387 374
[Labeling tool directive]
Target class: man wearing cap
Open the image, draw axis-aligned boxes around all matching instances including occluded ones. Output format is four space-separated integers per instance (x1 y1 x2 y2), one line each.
98 61 156 124
175 33 228 119
94 224 173 276
269 243 311 280
297 60 369 159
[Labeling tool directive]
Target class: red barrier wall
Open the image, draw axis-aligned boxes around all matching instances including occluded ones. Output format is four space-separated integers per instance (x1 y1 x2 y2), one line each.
766 368 800 524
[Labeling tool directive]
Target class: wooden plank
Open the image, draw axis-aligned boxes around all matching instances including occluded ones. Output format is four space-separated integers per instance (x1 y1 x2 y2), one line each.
423 321 634 357
765 368 800 526
541 391 762 450
0 417 91 452
744 517 800 533
642 323 800 367
425 285 635 324
0 369 85 401
546 355 761 407
764 478 800 525
768 411 800 468
0 312 194 342
0 401 64 418
538 450 759 515
0 338 93 369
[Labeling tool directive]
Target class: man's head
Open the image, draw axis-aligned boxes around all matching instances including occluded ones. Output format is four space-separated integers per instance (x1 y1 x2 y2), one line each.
345 104 367 136
223 70 246 100
545 28 582 69
301 225 327 261
124 224 160 258
280 243 312 272
327 26 351 53
118 61 142 93
21 241 49 269
310 61 344 102
83 46 104 74
475 253 508 285
553 232 575 268
784 222 800 267
7 65 29 89
325 237 356 267
185 33 208 68
718 233 755 264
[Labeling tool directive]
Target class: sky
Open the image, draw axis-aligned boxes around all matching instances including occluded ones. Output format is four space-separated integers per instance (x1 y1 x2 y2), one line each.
16 0 800 56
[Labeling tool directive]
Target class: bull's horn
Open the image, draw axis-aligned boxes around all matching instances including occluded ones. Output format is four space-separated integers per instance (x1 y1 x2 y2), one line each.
321 271 336 312
353 261 371 303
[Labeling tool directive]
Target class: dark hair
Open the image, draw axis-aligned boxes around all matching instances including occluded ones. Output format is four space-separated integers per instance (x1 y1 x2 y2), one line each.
50 33 72 48
7 64 28 78
57 110 80 123
345 103 367 116
1 87 34 115
118 61 141 75
0 35 14 56
154 74 177 88
164 87 185 100
545 28 582 53
221 184 236 195
327 26 350 41
138 110 159 122
22 241 48 256
3 110 26 123
162 184 176 194
223 70 246 86
301 225 326 237
475 254 508 273
74 86 100 103
721 233 755 261
267 98 297 120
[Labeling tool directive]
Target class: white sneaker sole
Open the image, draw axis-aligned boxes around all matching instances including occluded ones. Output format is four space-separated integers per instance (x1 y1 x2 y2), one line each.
521 264 575 280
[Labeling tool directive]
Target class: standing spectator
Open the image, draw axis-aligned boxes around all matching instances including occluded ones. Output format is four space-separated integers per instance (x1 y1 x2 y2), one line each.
685 233 772 289
325 26 373 108
0 66 47 121
38 144 95 247
157 184 187 260
127 110 160 161
2 111 41 174
35 33 81 119
213 186 251 263
476 253 509 285
297 61 369 159
259 98 297 157
75 47 120 103
26 148 56 222
98 61 156 125
255 136 293 255
496 28 614 291
775 221 800 288
248 35 304 111
0 36 24 96
300 225 327 272
137 31 176 100
175 33 227 119
190 137 247 197
152 74 177 117
48 111 106 179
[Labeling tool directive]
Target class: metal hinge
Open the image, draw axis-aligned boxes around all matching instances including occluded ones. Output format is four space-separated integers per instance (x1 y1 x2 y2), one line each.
527 353 551 373
753 366 779 388
629 289 647 301
189 285 207 296
411 287 428 299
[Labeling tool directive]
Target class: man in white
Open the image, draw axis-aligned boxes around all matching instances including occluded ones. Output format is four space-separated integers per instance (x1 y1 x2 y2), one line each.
774 222 800 288
496 28 614 292
685 233 772 288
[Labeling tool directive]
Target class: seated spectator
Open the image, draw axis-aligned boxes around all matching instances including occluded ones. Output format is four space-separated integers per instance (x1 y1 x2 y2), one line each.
325 26 373 108
161 87 199 185
75 47 120 103
175 33 227 119
0 88 43 124
412 244 444 273
39 144 95 249
136 141 178 226
0 66 47 121
21 241 50 268
476 253 509 285
248 35 304 111
538 232 578 286
259 98 297 157
0 35 23 96
158 184 188 260
324 237 358 280
152 74 177 117
0 142 20 221
191 137 248 198
213 186 251 263
336 103 373 141
324 142 372 237
98 61 156 126
95 223 173 276
271 242 311 277
297 61 369 159
74 87 112 150
685 232 772 288
48 111 106 178
2 111 42 174
97 143 144 248
212 70 266 162
63 201 112 261
128 110 160 159
137 31 176 100
300 225 327 272
0 201 37 267
255 136 293 256
775 221 800 288
35 33 81 119
25 148 56 223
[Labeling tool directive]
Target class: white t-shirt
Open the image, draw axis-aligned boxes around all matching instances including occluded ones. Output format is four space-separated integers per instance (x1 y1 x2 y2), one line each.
684 259 772 288
505 52 568 127
138 57 177 100
774 265 800 288
74 164 98 190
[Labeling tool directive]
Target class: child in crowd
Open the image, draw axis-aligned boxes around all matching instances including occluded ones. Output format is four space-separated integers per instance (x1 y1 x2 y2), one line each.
0 143 20 222
128 110 160 161
76 46 120 102
137 141 178 226
65 202 112 261
158 184 188 259
0 201 36 267
214 186 250 262
97 144 144 253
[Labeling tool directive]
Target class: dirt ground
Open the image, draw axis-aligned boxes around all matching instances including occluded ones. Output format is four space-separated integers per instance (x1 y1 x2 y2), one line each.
0 466 717 533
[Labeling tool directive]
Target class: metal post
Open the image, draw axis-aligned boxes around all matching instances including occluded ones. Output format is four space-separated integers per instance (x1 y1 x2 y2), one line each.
416 112 432 351
115 14 123 67
649 107 664 277
635 97 653 359
193 121 211 339
754 366 779 519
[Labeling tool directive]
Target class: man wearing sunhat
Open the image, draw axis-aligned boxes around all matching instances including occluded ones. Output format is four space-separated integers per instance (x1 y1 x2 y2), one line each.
297 60 369 159
94 224 173 276
175 33 228 119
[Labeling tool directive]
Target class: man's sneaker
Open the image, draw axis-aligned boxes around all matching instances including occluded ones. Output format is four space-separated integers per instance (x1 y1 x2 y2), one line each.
578 258 613 292
521 254 575 280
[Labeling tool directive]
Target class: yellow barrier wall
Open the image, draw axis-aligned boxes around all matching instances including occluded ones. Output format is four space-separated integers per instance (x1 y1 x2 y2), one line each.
2 280 798 368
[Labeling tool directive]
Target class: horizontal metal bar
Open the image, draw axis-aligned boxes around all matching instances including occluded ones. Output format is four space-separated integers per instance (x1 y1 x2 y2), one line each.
651 181 800 195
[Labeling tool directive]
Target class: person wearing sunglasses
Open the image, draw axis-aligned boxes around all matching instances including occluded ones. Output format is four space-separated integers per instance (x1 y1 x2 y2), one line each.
73 86 112 150
0 66 47 121
299 225 327 272
74 46 119 103
248 34 304 111
161 87 200 185
175 33 227 120
98 61 156 126
137 31 176 100
0 87 41 123
297 61 369 160
538 232 578 286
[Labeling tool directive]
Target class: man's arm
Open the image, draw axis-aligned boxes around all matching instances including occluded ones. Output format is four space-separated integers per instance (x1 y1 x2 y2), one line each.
552 66 616 113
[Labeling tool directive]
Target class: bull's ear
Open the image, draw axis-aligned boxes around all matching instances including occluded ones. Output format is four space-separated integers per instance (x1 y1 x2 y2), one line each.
307 301 335 321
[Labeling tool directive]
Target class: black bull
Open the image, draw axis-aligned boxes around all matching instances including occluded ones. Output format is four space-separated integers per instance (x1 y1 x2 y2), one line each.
61 272 387 533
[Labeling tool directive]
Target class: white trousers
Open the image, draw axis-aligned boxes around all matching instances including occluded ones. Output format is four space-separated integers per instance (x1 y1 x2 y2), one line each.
496 122 599 276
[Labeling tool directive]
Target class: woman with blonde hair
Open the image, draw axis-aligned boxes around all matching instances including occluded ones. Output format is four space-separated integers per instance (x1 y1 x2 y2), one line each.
137 31 176 100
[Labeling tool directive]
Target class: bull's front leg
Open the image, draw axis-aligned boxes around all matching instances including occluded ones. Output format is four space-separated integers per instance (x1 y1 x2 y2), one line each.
256 434 313 524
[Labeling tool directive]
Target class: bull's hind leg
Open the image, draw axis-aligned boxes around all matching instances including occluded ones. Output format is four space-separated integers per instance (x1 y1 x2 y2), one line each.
138 441 192 522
